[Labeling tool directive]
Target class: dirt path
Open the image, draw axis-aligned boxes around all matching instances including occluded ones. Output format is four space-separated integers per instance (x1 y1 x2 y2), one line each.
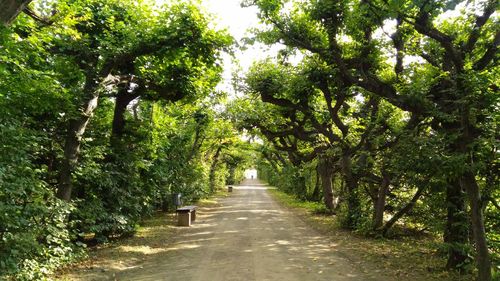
62 179 391 281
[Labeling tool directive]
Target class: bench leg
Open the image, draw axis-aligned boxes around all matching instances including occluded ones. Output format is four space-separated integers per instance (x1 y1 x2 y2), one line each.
178 212 191 226
191 210 196 222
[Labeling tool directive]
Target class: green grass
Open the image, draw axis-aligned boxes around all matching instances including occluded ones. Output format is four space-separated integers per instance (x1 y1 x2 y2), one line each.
268 188 477 281
268 188 327 212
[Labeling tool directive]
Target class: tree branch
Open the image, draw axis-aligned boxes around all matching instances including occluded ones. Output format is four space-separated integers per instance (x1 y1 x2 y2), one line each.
474 29 500 70
381 184 426 235
392 17 404 77
317 79 349 137
23 7 55 26
410 11 463 69
260 91 304 111
0 0 32 25
420 51 441 68
464 0 497 53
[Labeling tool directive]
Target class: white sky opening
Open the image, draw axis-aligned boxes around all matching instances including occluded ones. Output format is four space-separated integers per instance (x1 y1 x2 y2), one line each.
153 1 493 99
244 169 258 179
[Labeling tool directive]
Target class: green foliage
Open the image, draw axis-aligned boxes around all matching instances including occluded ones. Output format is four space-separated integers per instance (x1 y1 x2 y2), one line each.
258 154 319 201
1 0 497 280
267 188 325 212
0 122 85 279
238 0 499 279
0 0 236 279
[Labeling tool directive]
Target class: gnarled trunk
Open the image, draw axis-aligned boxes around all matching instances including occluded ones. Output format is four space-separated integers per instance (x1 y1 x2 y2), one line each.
317 158 336 210
0 0 31 25
111 90 139 144
310 167 322 202
457 103 491 281
341 151 360 228
373 172 390 230
56 93 99 201
462 171 491 281
444 179 469 270
209 146 223 193
382 184 425 236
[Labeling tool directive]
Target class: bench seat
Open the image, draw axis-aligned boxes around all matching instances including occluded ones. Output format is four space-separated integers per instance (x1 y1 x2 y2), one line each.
176 205 197 226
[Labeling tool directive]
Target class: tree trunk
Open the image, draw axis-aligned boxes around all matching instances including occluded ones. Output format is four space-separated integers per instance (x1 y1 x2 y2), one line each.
310 167 322 202
373 172 390 230
56 93 99 201
111 90 138 143
209 146 223 193
317 158 335 210
341 151 360 228
444 179 469 271
382 185 425 235
227 165 236 185
0 0 31 25
462 171 491 281
457 100 491 281
187 125 204 162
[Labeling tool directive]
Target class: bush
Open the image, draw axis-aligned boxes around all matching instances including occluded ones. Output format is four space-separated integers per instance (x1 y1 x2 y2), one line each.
0 123 85 280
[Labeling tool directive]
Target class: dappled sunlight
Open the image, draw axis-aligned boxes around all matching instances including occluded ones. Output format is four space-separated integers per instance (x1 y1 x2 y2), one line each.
234 185 268 190
205 209 284 215
188 222 217 228
182 231 213 237
118 245 169 255
107 261 143 272
64 179 388 281
165 244 201 250
202 205 235 211
173 237 221 244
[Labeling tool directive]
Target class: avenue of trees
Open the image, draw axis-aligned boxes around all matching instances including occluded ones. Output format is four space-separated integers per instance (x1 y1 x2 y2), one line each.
0 1 255 279
230 0 499 280
0 0 498 281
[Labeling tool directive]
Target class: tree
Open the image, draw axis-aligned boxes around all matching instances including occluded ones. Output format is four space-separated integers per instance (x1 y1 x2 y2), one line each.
35 0 230 202
0 0 234 278
232 58 394 222
0 0 32 25
246 0 498 278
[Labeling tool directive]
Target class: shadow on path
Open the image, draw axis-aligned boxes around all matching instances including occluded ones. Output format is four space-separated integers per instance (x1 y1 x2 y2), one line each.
63 179 392 281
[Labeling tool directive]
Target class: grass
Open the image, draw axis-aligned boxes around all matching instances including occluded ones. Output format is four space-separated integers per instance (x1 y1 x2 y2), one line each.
267 188 476 281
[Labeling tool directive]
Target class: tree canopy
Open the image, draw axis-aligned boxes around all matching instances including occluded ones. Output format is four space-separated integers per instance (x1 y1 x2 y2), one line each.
231 0 498 280
0 0 247 279
0 0 498 280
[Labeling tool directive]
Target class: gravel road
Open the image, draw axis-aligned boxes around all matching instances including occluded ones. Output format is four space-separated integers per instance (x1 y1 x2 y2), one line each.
64 179 390 281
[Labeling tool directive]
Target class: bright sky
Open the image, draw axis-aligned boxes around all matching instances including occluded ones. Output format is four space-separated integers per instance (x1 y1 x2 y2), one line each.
201 0 497 95
201 0 282 95
202 0 259 42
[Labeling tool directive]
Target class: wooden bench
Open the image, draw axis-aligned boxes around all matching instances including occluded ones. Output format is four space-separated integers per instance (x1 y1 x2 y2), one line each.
176 205 197 226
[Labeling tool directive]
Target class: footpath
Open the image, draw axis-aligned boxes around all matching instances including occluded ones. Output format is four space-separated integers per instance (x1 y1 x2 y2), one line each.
61 179 390 281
